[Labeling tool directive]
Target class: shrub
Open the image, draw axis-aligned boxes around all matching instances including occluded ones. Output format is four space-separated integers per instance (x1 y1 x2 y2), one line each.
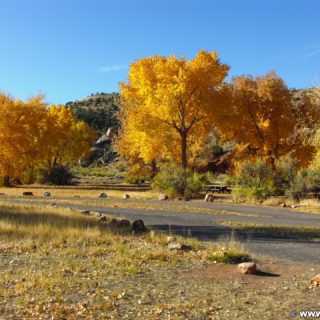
235 158 275 202
39 165 74 185
273 156 298 195
207 249 251 264
286 168 320 200
151 162 211 197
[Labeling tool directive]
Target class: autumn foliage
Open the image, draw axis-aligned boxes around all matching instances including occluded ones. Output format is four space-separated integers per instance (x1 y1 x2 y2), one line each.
116 51 320 177
116 50 229 169
0 93 95 185
213 72 320 169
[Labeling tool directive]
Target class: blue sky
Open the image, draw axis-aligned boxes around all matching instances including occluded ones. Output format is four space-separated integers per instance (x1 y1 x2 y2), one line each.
0 0 319 104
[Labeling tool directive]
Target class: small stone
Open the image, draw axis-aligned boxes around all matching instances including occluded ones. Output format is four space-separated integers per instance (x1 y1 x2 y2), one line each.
149 230 156 238
166 236 176 243
238 262 257 275
47 202 56 207
94 211 102 217
123 194 130 199
168 242 191 251
80 210 90 215
310 273 320 287
43 191 51 197
168 242 183 250
204 193 214 202
280 203 287 208
22 192 33 196
132 220 146 233
158 194 169 201
99 192 107 198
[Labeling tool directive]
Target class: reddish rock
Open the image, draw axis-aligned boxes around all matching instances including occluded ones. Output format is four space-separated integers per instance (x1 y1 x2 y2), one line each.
238 262 257 275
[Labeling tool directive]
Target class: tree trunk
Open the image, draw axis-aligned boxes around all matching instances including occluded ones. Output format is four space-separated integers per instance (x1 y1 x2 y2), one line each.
3 176 10 187
150 159 157 178
181 130 187 169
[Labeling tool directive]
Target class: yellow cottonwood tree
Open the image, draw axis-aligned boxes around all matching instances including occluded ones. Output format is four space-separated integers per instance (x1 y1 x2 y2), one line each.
213 72 320 169
45 105 95 169
0 92 95 185
116 50 229 169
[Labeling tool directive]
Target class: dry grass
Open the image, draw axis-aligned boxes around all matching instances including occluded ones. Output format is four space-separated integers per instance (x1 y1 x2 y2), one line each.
0 186 158 200
1 204 320 319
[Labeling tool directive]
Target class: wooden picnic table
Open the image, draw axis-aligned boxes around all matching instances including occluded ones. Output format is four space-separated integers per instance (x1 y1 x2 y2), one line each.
206 185 232 194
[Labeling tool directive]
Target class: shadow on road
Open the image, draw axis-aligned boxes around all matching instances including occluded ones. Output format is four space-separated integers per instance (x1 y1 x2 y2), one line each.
151 224 319 244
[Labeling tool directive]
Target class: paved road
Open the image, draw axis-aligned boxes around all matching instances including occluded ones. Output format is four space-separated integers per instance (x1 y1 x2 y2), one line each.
1 197 320 263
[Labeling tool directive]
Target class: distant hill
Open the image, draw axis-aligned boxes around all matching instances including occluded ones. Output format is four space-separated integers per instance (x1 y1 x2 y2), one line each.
66 92 120 133
66 88 319 134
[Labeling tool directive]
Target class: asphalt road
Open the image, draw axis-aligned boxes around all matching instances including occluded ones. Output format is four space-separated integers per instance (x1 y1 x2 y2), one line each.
1 197 320 264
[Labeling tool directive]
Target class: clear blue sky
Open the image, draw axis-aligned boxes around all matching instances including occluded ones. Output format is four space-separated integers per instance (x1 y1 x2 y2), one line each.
0 0 319 104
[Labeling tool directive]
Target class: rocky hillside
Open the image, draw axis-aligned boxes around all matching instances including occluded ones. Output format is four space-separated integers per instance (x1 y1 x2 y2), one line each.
66 92 120 133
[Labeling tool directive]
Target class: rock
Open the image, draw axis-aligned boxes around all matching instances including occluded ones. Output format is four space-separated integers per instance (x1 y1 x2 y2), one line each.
149 230 156 238
93 211 102 217
280 203 287 208
99 216 107 222
123 194 130 199
47 203 57 207
310 273 320 287
205 193 214 202
291 205 300 209
80 210 90 215
22 192 33 196
43 191 51 197
238 262 257 275
168 242 191 251
166 236 176 243
109 218 130 228
132 219 146 233
158 194 169 201
168 242 182 250
118 219 131 228
99 192 107 198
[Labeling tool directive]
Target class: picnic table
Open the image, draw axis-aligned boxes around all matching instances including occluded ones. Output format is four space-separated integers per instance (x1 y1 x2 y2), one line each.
206 185 232 194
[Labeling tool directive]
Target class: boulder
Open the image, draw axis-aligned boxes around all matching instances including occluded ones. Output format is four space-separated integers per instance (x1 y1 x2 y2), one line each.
132 220 146 233
99 192 107 198
205 194 214 202
310 273 320 287
22 192 33 196
118 219 131 227
238 262 257 275
99 216 107 222
43 191 51 197
158 194 169 201
123 194 130 199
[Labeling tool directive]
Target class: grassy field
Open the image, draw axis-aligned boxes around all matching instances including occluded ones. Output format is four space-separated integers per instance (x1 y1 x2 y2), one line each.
0 203 320 319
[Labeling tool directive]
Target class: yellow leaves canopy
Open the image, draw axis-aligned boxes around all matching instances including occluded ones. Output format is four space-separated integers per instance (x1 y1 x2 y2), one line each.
213 72 320 168
116 50 229 168
0 93 95 183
